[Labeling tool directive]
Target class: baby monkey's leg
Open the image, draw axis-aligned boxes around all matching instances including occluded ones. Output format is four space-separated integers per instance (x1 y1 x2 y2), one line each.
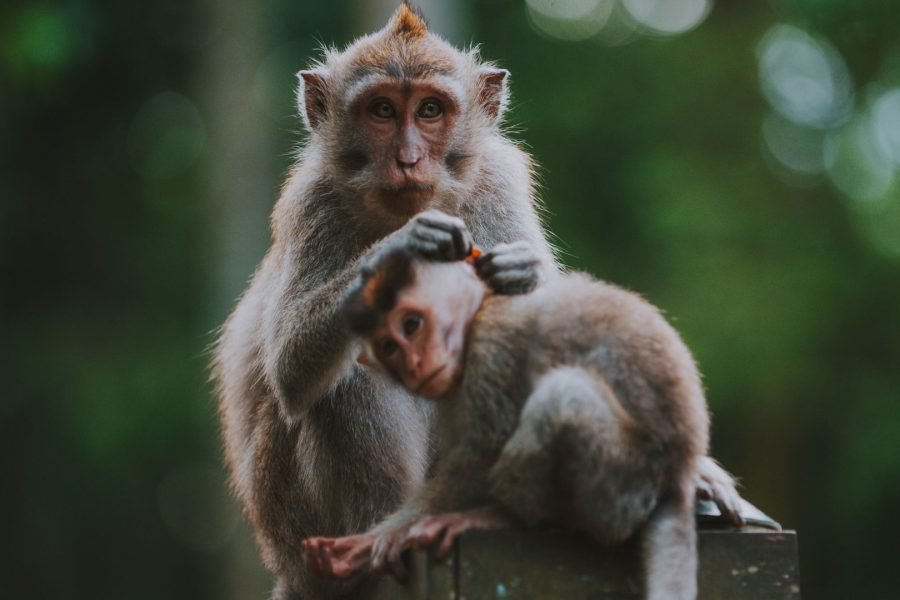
493 366 670 544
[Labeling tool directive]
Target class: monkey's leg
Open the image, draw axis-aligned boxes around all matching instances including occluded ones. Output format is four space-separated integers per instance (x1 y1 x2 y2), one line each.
491 366 660 543
405 507 513 558
642 496 698 600
491 367 615 526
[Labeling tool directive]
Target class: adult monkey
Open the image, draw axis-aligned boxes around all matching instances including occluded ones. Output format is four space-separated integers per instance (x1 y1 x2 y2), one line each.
214 4 550 598
213 4 741 598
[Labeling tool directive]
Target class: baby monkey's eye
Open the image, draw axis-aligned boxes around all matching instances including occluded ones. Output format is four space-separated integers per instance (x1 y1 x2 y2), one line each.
403 314 423 336
371 100 395 119
381 338 399 357
416 100 443 119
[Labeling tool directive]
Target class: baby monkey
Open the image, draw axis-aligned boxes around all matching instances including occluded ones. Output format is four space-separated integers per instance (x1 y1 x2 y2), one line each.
305 247 715 599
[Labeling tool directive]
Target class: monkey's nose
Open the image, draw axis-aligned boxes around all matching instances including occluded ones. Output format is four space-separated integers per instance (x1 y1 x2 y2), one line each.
396 156 421 172
406 353 422 377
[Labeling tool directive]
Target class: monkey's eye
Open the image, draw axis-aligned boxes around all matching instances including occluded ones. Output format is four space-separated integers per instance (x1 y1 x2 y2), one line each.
370 100 395 119
416 100 443 119
381 338 399 357
402 313 423 336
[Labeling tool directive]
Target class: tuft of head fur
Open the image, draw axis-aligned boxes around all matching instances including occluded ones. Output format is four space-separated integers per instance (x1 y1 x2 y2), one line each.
392 1 429 39
343 249 417 335
296 2 511 138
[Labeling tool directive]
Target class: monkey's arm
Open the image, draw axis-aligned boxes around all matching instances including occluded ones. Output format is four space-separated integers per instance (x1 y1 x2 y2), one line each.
368 444 495 571
262 210 476 420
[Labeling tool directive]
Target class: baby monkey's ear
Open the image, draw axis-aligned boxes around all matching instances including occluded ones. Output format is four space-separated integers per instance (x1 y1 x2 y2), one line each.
341 248 417 336
341 269 380 336
356 351 374 367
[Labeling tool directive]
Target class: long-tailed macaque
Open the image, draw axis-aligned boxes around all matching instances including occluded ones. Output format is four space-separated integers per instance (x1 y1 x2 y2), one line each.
303 247 720 600
213 4 740 598
213 5 552 598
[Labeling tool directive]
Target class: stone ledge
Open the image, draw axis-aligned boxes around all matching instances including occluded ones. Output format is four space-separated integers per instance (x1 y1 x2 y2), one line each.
413 528 800 599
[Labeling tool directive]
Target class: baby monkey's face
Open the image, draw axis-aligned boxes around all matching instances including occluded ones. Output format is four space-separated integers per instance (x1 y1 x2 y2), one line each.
366 262 484 399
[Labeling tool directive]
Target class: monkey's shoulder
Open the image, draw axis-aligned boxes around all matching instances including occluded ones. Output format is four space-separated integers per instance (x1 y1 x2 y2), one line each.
519 272 670 337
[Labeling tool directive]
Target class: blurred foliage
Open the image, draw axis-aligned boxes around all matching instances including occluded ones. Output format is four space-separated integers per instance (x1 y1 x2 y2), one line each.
2 1 899 599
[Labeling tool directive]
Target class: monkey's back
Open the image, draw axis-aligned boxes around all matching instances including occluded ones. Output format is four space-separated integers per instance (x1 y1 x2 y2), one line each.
536 272 708 454
463 271 710 492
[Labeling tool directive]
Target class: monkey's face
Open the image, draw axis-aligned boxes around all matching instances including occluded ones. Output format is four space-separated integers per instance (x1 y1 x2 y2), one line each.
345 79 461 219
367 262 483 399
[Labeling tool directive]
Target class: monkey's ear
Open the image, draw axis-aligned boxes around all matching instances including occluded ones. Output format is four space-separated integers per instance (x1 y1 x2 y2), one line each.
477 68 510 123
297 69 329 131
356 350 373 367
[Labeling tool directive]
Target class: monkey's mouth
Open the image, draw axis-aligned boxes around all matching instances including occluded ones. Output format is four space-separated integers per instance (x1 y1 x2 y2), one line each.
384 183 435 194
414 364 447 397
380 186 435 218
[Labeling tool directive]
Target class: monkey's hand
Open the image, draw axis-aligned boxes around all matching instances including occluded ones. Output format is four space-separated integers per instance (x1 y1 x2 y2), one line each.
405 507 513 559
695 456 745 527
370 524 418 582
394 210 474 262
301 533 375 580
475 241 541 295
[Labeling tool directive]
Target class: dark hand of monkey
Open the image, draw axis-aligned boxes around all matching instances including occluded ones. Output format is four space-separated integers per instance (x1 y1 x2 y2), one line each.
475 240 542 294
401 210 474 262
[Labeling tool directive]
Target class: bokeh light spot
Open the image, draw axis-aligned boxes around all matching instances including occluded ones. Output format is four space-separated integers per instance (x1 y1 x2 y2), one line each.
757 24 854 130
761 112 826 176
526 0 614 42
622 0 711 35
824 114 895 205
3 6 70 70
128 92 207 180
871 88 900 166
859 192 900 259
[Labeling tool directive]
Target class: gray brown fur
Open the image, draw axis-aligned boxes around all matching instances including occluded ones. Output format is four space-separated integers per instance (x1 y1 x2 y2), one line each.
211 6 553 599
390 271 708 599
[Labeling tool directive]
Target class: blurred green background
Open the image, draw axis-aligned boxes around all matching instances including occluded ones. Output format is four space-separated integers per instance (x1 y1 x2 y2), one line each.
3 0 899 598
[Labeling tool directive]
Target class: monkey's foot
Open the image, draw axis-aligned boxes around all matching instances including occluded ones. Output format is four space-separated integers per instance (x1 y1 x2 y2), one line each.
301 533 375 579
695 456 745 527
406 507 513 559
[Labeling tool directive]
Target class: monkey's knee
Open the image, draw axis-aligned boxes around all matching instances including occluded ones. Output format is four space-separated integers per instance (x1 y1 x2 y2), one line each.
528 366 619 438
491 367 618 524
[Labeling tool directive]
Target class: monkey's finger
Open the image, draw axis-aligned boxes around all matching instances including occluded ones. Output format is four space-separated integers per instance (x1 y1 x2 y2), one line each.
436 524 463 559
477 261 539 285
409 230 458 260
332 552 372 579
407 240 445 260
449 224 474 259
409 518 448 551
410 227 455 249
301 539 320 572
475 255 538 280
315 541 334 576
302 538 329 575
715 496 745 528
414 211 466 234
475 249 540 269
414 215 472 258
485 269 539 294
